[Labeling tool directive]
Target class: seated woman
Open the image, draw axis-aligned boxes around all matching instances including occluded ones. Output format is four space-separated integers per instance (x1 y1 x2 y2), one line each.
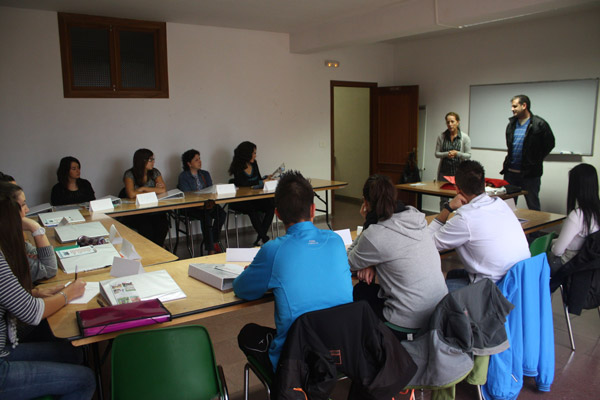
50 156 96 206
550 163 600 268
347 175 448 339
121 148 169 246
0 183 57 282
178 149 226 254
228 141 275 246
0 192 95 399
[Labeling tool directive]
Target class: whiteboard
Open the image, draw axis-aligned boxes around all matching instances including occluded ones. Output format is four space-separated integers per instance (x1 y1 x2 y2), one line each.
469 79 598 155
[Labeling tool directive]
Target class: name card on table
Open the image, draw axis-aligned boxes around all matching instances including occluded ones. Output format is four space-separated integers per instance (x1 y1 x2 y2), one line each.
216 184 236 196
89 198 114 212
120 239 141 260
109 224 123 245
111 257 144 278
263 180 278 192
226 248 260 262
136 192 158 207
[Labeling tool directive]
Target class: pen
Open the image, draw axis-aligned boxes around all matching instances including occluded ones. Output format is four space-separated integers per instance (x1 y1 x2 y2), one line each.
75 265 78 281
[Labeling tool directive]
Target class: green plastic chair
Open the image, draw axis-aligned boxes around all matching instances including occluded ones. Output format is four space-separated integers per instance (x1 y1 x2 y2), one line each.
112 325 228 400
529 232 556 256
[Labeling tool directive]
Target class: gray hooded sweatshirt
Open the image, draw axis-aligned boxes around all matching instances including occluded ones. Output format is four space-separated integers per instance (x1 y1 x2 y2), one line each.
348 206 447 329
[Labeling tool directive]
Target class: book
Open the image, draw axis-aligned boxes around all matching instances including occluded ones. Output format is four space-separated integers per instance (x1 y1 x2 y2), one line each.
99 270 186 306
54 221 110 243
57 243 121 274
38 209 85 227
188 263 244 291
25 203 53 217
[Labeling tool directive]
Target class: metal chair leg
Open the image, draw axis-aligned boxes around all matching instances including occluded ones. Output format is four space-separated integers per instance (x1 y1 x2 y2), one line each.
559 285 576 351
186 213 194 258
234 213 240 247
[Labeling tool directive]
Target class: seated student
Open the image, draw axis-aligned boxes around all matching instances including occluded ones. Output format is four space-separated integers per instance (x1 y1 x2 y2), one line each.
177 149 226 254
0 171 16 183
50 156 96 206
0 192 95 399
550 163 600 267
427 160 530 291
233 171 353 372
121 148 169 246
0 183 57 282
228 141 275 246
348 175 448 338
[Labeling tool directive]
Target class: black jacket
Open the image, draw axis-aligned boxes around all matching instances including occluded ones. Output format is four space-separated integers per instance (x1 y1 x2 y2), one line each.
275 301 417 400
550 230 600 315
501 114 555 178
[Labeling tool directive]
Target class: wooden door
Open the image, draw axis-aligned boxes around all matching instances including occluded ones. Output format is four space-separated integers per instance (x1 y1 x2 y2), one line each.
371 85 419 206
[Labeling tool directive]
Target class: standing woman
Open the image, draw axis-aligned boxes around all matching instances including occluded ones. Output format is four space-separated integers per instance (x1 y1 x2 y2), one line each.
50 156 96 206
347 175 448 339
550 163 600 266
228 141 275 246
435 112 471 209
121 148 169 246
0 193 95 399
0 183 57 282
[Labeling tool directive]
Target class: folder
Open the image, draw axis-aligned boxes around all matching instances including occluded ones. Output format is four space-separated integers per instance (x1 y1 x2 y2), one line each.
188 263 244 291
39 209 85 227
99 270 186 306
54 221 110 243
57 243 121 274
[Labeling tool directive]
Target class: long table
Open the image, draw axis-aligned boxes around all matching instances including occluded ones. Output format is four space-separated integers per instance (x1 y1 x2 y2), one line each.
397 180 526 210
44 252 263 346
43 212 178 283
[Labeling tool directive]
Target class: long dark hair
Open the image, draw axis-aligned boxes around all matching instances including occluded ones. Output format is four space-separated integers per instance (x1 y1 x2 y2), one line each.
0 193 32 291
57 156 80 187
131 148 156 187
228 141 256 176
567 163 600 235
363 174 404 222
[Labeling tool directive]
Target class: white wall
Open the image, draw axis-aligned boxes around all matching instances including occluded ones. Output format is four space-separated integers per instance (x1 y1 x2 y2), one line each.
0 7 396 207
393 8 600 214
333 86 370 199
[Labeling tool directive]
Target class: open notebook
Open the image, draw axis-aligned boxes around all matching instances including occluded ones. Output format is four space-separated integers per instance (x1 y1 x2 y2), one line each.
99 270 186 306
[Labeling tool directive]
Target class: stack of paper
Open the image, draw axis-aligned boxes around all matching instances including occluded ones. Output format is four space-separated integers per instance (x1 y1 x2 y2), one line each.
99 270 186 305
54 221 110 243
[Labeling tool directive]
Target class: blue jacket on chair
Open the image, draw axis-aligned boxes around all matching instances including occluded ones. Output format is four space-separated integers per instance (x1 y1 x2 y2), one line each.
483 253 554 400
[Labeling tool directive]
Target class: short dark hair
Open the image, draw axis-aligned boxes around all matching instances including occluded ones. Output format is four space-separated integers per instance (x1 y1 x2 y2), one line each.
0 171 15 183
56 156 80 187
455 160 485 196
274 171 314 226
181 149 200 171
362 174 401 221
512 94 531 111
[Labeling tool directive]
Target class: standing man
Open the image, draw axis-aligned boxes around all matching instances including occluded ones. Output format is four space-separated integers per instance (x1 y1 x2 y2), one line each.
501 95 555 211
233 171 353 372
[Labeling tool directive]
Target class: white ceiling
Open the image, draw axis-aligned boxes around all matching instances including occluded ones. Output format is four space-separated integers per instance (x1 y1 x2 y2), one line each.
0 0 597 53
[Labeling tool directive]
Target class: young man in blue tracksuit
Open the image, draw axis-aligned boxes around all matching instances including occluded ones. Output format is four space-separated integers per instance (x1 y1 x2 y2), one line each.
234 171 353 372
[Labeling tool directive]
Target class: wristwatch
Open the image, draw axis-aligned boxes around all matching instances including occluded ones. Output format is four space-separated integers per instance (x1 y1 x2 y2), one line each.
443 202 454 213
32 227 46 237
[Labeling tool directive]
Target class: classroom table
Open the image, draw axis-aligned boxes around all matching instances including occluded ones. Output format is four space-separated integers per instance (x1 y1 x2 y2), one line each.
42 212 178 283
106 178 347 228
396 180 527 210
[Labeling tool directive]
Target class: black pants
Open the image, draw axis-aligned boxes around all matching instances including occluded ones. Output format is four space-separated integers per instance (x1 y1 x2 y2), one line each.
118 212 169 246
187 204 226 251
230 198 275 242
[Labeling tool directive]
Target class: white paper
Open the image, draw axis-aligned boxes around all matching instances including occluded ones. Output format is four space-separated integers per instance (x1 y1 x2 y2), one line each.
109 224 123 245
214 263 245 275
136 192 158 207
110 257 144 277
409 183 426 186
89 197 114 212
263 180 278 192
226 247 260 262
54 221 110 243
334 229 353 246
216 184 236 195
68 285 101 304
100 270 186 305
120 239 141 260
356 226 363 236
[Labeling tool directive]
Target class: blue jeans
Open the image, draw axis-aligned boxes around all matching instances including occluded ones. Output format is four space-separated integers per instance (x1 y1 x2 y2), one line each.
503 170 541 211
0 341 95 400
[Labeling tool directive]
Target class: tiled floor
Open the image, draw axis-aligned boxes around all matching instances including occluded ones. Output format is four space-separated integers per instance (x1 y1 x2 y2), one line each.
172 196 599 399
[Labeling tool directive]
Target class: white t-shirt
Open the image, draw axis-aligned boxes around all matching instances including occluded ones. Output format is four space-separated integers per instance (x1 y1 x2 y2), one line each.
551 208 599 264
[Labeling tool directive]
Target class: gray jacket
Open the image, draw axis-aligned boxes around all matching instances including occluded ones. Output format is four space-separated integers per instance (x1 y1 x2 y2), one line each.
348 206 447 329
26 242 57 282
